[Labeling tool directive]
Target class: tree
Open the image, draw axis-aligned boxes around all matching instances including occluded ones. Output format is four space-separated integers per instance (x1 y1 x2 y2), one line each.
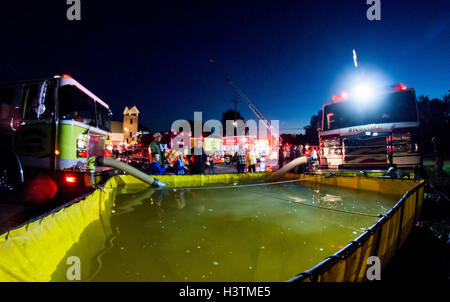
221 109 245 136
280 133 307 146
138 124 150 133
304 110 322 146
417 94 450 154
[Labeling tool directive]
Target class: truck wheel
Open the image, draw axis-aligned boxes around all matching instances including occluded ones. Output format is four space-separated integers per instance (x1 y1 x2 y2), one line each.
0 147 24 202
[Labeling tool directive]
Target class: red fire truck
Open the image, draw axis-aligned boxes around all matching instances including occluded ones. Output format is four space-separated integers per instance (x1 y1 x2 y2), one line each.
319 83 422 171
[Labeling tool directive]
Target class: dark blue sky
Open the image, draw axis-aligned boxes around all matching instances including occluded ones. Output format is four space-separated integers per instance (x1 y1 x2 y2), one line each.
0 0 448 133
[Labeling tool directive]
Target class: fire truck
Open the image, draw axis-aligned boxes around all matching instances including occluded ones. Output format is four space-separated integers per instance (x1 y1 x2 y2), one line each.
221 136 271 164
319 83 422 171
170 131 271 165
0 74 114 201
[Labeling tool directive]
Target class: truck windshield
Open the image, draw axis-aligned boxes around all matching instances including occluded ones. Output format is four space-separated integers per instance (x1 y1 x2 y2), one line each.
0 82 54 122
59 85 111 131
323 90 418 131
59 85 96 126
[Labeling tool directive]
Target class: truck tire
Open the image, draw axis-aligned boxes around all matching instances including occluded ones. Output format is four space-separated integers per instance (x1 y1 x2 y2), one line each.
0 147 24 202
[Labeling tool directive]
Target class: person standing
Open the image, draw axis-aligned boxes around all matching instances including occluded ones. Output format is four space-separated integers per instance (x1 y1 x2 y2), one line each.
290 145 298 161
432 137 444 176
248 147 257 173
311 148 318 161
149 132 163 166
174 151 187 175
208 153 216 174
190 140 207 174
236 146 247 173
278 145 285 169
296 145 303 157
296 145 305 173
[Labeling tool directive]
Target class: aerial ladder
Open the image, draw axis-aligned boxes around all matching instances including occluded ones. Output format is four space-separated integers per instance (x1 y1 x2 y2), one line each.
210 59 280 152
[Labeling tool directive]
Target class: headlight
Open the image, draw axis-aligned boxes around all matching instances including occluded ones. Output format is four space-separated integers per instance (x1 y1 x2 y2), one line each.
77 138 87 149
335 148 342 155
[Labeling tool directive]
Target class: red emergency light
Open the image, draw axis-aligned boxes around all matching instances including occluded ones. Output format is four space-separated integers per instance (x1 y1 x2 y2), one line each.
65 175 77 184
393 83 407 91
332 91 349 102
78 150 88 158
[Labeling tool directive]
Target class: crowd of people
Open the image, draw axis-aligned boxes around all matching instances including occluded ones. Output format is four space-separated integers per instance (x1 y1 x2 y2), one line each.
141 133 264 175
116 133 322 176
115 134 446 179
278 143 318 169
143 132 220 176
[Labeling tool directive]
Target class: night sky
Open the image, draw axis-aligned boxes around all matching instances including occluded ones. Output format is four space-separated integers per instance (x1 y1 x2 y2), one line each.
0 0 448 133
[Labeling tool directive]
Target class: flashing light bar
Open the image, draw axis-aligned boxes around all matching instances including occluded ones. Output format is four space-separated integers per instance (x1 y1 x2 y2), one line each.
332 84 408 102
393 83 407 91
332 91 349 102
62 74 72 78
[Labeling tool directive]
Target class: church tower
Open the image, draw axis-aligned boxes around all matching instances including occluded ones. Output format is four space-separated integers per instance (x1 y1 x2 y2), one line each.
123 106 140 143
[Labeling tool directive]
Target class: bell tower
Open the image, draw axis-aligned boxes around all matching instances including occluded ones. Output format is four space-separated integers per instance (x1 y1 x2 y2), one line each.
123 106 139 143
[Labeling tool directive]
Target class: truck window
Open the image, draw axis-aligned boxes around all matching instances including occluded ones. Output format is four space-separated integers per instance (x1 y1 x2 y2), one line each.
0 83 54 123
59 85 96 126
22 82 54 121
96 103 111 132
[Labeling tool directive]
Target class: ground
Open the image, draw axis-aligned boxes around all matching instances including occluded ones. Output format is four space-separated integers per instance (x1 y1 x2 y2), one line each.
384 156 450 281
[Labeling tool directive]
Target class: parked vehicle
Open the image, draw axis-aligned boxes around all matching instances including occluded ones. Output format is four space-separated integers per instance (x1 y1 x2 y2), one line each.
319 84 421 171
0 74 114 199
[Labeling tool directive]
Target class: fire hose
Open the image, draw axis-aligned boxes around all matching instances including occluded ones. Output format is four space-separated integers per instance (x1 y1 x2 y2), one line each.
95 156 167 188
265 156 310 182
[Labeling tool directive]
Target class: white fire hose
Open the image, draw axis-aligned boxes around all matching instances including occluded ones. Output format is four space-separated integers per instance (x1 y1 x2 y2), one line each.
265 156 310 182
96 156 167 188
